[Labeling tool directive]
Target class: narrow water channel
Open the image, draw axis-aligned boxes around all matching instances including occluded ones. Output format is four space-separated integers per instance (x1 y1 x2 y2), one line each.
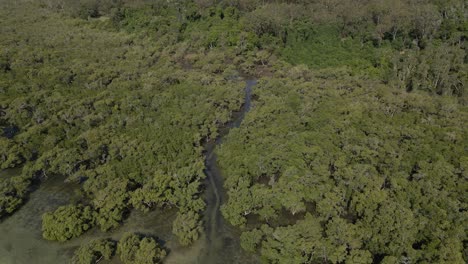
199 79 258 264
0 79 258 264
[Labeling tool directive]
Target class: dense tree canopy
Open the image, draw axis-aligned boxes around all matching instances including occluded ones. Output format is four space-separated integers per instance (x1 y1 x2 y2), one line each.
0 174 30 218
1 0 245 247
117 232 166 264
42 204 95 242
217 75 467 263
72 238 116 264
0 0 466 262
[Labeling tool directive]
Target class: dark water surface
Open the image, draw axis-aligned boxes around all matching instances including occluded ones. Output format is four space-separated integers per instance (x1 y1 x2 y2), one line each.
0 80 258 264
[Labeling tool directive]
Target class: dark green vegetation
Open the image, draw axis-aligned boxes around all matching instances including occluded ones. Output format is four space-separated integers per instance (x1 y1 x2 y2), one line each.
219 76 467 263
117 232 166 264
42 204 94 241
71 234 166 264
72 238 116 264
0 0 246 248
0 0 466 263
0 173 30 218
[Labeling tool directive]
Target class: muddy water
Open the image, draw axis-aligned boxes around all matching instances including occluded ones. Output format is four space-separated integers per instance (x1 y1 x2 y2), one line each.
198 79 258 264
0 172 179 264
0 80 258 264
165 79 259 264
0 174 82 264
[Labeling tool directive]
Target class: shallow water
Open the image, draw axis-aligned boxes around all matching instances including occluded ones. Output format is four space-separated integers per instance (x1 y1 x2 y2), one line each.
0 80 259 264
197 79 259 264
165 79 259 264
0 174 82 264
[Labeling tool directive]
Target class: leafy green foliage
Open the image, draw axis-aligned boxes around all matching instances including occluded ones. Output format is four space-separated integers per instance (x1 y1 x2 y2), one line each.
282 24 381 76
130 172 171 212
218 75 467 262
391 42 466 96
0 0 244 246
92 179 134 231
117 232 166 264
0 137 24 169
72 238 116 264
0 0 466 263
240 228 263 253
172 210 203 246
0 175 30 218
42 204 95 242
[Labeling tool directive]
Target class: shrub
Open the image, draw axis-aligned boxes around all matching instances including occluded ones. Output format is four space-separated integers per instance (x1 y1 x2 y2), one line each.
72 238 116 264
42 204 95 241
117 232 166 264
